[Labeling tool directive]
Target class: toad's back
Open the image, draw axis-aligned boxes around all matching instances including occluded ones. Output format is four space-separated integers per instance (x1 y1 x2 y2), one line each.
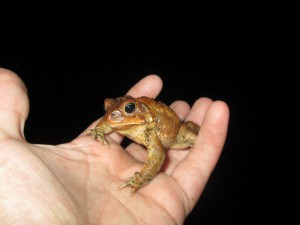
136 96 181 147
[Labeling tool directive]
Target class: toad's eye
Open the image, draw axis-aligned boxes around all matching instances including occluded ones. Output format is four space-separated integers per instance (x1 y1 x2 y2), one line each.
124 102 136 113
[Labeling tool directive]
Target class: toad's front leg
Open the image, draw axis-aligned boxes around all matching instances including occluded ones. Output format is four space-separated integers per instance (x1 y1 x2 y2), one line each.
119 130 165 196
87 119 112 146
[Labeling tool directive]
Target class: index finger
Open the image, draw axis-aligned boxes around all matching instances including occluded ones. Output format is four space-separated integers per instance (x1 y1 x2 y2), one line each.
126 74 163 98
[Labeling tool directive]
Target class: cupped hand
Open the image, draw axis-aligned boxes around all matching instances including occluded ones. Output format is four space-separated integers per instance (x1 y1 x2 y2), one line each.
0 68 229 225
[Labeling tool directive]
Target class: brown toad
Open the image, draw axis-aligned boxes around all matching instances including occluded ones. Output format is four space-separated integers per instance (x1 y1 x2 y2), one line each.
87 95 199 195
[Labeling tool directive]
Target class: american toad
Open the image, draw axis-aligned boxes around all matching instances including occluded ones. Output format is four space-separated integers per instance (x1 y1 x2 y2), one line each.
87 95 200 195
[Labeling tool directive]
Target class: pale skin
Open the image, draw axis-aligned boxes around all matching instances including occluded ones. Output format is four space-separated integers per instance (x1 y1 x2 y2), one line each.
0 68 229 225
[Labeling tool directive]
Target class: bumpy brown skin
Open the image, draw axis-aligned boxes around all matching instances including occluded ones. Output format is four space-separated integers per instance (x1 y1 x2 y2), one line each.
87 95 200 195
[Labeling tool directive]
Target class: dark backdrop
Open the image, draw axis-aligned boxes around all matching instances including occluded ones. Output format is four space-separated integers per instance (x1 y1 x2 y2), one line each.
1 20 275 224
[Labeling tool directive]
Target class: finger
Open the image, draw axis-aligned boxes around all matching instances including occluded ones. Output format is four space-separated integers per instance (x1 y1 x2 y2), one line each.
169 100 190 121
78 75 163 142
0 68 29 140
125 142 148 162
185 97 213 125
162 98 213 173
171 101 229 209
126 74 163 98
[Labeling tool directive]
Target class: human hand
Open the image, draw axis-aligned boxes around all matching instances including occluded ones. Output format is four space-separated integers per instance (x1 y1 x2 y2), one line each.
0 68 229 225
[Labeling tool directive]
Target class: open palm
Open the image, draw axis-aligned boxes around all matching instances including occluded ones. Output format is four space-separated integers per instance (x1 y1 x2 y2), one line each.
0 68 229 225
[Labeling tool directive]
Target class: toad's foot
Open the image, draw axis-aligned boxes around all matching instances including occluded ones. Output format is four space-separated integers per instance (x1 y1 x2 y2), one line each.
119 172 152 196
86 127 109 146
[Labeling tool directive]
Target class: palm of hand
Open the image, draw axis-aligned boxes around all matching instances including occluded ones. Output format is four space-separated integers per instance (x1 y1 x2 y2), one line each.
0 68 229 225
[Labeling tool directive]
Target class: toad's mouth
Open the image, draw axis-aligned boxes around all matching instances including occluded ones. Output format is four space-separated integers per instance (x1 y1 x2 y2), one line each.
109 120 145 127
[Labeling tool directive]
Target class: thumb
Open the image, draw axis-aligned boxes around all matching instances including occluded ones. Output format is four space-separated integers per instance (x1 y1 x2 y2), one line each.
0 68 29 140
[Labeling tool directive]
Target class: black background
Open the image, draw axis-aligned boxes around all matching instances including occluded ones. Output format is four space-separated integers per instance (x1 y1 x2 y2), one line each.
1 19 275 224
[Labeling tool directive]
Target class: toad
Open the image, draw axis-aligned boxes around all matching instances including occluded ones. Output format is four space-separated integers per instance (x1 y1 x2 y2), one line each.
87 95 200 195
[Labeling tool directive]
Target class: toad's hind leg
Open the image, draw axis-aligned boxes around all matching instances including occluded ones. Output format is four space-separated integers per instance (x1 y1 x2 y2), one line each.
119 131 165 196
170 121 200 149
